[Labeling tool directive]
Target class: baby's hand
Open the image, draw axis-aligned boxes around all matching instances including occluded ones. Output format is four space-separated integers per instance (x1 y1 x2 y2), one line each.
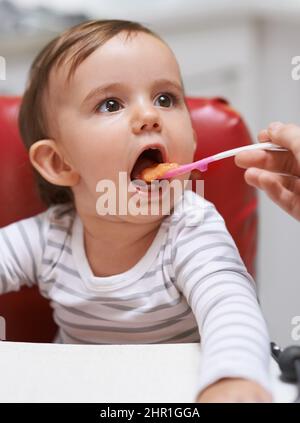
195 378 272 403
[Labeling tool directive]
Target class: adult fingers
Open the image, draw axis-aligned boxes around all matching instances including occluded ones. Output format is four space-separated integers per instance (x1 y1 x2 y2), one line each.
266 122 300 158
244 168 300 220
235 149 299 176
257 129 270 142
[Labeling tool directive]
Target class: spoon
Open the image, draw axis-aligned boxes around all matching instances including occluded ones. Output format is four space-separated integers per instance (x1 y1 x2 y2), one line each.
161 142 288 179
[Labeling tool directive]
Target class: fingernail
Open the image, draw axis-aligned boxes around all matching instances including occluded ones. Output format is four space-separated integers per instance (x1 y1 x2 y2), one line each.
269 121 283 132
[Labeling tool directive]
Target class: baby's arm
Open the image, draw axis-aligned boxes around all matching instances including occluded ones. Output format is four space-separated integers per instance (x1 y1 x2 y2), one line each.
0 212 48 295
171 200 272 402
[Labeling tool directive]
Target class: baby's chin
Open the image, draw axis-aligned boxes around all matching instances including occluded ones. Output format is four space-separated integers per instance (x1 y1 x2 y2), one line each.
125 187 175 221
125 174 190 221
94 186 174 221
94 173 186 220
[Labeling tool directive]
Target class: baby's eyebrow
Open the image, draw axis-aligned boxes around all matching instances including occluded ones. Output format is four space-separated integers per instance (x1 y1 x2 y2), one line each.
81 79 184 106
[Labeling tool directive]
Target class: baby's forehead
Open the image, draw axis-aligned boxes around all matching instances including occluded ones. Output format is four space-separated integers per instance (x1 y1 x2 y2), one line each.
46 31 183 111
47 64 68 107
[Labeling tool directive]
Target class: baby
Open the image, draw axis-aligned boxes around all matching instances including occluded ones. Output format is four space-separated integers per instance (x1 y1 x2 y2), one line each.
0 19 272 402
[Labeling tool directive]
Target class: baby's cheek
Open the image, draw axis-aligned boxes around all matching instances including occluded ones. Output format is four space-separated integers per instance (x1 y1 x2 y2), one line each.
178 139 195 162
78 156 117 190
173 123 196 159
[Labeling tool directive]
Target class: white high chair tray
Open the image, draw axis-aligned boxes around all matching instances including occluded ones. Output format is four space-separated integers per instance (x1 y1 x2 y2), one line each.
0 341 297 402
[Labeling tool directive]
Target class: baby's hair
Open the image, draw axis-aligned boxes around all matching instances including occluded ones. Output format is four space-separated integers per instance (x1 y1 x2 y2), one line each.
18 19 165 207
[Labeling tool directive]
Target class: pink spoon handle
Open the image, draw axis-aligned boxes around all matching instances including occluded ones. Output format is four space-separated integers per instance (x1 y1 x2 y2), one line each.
162 141 287 179
163 157 213 178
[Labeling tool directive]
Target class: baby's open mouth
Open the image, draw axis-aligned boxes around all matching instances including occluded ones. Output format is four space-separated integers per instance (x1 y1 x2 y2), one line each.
130 148 164 185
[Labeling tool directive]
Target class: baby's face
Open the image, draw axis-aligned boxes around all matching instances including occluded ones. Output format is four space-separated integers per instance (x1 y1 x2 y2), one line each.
47 31 196 219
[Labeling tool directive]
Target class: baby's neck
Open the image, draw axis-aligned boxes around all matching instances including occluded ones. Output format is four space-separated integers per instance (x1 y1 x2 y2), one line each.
78 212 164 277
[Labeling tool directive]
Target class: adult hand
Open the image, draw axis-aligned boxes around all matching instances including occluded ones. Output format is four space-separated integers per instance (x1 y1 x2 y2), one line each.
235 122 300 221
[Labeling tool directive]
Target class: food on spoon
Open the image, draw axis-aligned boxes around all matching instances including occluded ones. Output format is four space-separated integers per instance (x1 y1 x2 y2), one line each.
139 162 179 182
130 147 179 184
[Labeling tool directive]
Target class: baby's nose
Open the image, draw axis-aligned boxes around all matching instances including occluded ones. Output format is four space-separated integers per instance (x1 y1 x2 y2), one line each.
132 117 161 134
140 121 160 131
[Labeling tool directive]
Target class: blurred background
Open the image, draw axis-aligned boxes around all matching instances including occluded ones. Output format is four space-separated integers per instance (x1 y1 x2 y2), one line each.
0 0 300 348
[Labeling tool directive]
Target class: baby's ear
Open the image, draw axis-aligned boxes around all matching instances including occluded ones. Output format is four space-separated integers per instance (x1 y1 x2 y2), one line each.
29 139 80 187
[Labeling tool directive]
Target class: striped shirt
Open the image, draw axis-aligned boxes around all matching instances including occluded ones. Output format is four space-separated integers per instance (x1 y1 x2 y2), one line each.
0 189 271 396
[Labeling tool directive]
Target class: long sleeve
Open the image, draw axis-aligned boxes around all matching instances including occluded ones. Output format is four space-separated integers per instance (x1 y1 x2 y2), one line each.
0 210 49 295
171 196 271 397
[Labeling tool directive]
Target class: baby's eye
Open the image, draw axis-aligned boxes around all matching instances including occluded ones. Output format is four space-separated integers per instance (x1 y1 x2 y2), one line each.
97 99 123 113
154 93 175 108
